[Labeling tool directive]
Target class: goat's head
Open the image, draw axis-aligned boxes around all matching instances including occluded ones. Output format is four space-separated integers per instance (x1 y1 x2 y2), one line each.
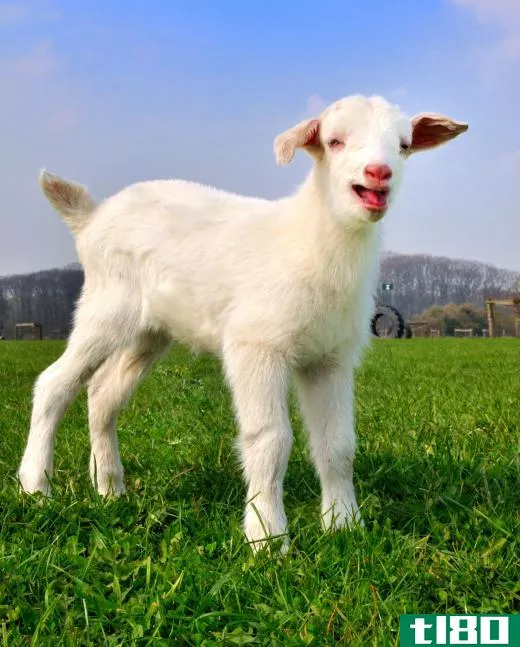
274 94 468 224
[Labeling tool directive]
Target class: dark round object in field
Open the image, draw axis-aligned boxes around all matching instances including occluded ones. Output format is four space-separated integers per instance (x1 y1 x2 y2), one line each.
404 324 412 339
371 305 405 339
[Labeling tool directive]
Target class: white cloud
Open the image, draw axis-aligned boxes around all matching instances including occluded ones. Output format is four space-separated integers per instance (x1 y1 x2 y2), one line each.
453 0 520 24
0 3 28 23
496 148 520 175
386 86 409 102
0 0 60 23
49 106 79 131
306 94 328 116
306 88 409 117
9 41 57 77
451 0 520 60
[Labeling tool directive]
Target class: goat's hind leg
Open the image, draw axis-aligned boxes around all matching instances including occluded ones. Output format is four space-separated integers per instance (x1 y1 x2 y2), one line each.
87 332 170 496
17 318 125 495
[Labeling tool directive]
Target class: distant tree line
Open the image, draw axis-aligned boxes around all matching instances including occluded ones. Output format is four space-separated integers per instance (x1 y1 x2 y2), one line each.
413 302 517 337
0 263 83 339
375 253 519 320
0 254 518 339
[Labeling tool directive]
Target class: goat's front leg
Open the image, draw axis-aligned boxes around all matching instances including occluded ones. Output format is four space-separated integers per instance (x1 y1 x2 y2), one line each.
295 354 363 531
224 341 292 553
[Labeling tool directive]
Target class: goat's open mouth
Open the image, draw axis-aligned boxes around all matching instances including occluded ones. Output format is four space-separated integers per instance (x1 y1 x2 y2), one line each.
352 184 390 212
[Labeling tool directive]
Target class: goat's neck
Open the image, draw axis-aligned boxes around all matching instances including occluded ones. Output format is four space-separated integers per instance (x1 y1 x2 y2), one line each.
289 170 382 291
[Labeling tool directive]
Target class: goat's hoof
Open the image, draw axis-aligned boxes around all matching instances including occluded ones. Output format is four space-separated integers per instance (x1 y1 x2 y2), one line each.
94 481 126 498
322 506 364 532
90 466 125 497
17 471 52 497
244 518 289 555
247 534 290 556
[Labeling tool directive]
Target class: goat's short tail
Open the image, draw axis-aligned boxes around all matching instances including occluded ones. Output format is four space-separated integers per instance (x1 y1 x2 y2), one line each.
39 170 96 235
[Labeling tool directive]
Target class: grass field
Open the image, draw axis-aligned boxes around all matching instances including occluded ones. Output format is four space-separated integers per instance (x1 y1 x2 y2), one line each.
1 339 519 645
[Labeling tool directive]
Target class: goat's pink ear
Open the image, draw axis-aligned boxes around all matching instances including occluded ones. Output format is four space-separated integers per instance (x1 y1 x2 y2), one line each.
409 113 468 153
274 118 321 165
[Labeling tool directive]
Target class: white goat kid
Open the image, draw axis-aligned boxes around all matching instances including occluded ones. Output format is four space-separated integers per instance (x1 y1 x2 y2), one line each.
18 95 468 552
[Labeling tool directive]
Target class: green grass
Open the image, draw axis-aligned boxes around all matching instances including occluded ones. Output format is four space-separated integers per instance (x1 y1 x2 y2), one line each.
1 339 519 645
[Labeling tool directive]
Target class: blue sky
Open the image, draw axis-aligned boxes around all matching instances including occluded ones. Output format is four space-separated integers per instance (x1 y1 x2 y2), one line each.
1 0 519 274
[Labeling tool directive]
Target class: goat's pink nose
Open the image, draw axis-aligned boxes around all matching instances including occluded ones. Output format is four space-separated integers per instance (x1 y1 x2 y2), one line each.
364 164 392 182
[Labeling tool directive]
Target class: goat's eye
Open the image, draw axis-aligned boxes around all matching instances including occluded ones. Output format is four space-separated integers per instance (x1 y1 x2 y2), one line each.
400 141 410 152
328 138 344 150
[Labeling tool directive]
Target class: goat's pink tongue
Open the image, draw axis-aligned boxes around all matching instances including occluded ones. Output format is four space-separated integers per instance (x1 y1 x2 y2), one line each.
359 188 386 207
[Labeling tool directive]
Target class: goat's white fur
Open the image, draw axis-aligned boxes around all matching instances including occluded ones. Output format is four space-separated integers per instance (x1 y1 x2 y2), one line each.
17 95 468 552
